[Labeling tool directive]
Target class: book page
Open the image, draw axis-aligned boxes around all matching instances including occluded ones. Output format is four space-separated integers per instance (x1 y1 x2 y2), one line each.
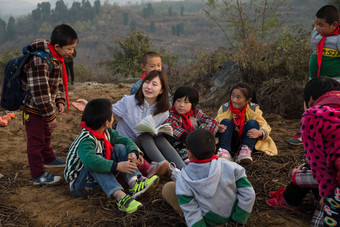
155 123 173 137
134 115 157 134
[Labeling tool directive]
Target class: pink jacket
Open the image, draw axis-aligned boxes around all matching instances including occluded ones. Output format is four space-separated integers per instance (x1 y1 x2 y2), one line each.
301 90 340 198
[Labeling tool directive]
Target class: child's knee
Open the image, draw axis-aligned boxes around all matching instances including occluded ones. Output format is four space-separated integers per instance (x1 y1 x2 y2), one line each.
220 119 233 126
246 119 259 129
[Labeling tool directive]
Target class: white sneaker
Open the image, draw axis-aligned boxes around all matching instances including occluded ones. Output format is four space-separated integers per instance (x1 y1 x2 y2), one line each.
236 145 253 164
169 162 181 181
216 148 232 161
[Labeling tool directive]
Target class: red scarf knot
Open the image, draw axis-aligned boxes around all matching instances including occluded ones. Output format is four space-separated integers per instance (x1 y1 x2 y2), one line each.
170 106 194 132
229 100 247 138
316 26 340 76
80 121 113 160
48 42 69 113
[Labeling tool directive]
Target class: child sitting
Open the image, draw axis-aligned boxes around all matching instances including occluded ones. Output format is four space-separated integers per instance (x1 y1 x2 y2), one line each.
215 82 277 164
165 86 219 163
162 129 255 226
64 98 159 213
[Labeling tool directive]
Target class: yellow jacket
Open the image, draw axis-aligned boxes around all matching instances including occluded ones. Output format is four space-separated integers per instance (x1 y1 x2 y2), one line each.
215 102 277 156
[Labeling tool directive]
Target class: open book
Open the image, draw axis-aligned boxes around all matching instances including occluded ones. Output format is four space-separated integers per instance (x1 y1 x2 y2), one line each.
134 115 173 137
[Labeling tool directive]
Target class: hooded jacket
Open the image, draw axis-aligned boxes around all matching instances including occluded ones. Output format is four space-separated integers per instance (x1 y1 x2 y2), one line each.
301 90 340 198
176 158 255 226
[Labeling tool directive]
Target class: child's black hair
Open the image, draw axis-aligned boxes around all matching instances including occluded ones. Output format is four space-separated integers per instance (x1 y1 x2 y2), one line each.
81 99 113 130
50 24 78 47
230 82 257 103
316 5 339 25
142 51 161 65
186 129 215 160
173 86 199 109
303 77 340 108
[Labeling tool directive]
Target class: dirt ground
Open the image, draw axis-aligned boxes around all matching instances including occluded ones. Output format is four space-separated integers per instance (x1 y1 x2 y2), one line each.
0 82 315 226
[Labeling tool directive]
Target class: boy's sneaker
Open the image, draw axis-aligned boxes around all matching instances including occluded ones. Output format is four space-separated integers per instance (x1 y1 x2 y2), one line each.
129 175 159 199
33 172 61 186
217 148 232 161
169 162 181 181
266 189 300 211
116 194 142 213
236 145 253 164
146 160 169 178
287 131 303 145
269 188 286 198
44 157 66 168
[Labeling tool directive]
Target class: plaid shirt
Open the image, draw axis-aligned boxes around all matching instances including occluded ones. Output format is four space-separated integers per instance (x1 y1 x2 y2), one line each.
165 108 218 140
20 39 65 122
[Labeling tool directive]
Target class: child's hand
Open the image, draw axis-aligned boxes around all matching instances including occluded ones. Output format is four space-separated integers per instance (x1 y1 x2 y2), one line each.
320 197 326 207
218 124 227 133
247 128 262 138
57 103 64 114
128 153 138 164
117 161 138 174
72 99 88 112
48 119 58 128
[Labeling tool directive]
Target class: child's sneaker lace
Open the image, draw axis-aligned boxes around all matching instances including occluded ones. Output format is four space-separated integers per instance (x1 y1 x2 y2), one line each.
129 175 159 199
116 194 142 213
216 148 232 161
32 172 61 186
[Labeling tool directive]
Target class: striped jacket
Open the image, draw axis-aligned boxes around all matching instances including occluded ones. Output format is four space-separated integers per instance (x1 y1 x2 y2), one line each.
20 39 65 122
64 127 138 182
165 108 218 141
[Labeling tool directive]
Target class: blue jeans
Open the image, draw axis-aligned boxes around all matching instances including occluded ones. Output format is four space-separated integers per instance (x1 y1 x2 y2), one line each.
70 144 141 199
218 119 259 154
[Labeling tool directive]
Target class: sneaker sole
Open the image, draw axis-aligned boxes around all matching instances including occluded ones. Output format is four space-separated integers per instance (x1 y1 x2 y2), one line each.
147 161 169 178
131 176 160 199
238 157 253 165
266 200 300 211
118 204 143 213
44 164 66 168
287 141 303 146
32 176 61 186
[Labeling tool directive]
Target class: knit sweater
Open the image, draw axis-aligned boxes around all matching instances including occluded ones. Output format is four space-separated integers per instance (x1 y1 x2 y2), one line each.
301 90 340 198
64 127 138 182
215 102 277 155
176 158 255 226
112 95 169 141
20 39 65 122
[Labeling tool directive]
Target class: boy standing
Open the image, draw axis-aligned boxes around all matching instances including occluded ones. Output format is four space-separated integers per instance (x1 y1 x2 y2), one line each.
163 129 255 226
288 5 340 145
21 24 77 185
65 98 159 213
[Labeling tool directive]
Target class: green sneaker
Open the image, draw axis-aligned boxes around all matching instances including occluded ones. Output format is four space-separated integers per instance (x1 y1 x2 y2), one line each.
116 194 142 213
129 175 160 199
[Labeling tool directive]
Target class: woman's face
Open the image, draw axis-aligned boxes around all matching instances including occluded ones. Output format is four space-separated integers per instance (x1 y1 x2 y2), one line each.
142 76 164 104
230 88 250 110
174 96 192 115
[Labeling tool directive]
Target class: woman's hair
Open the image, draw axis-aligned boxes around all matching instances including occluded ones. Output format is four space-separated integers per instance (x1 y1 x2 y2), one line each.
303 77 340 108
135 70 169 115
50 24 78 47
173 86 199 109
82 98 113 130
230 82 257 103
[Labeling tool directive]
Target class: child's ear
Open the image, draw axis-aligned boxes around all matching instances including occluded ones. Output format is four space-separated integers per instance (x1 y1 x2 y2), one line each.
53 44 60 50
247 97 252 103
141 64 146 72
308 97 315 108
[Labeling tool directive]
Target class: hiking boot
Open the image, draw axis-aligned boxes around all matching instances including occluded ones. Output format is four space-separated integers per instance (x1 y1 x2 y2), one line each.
287 131 303 145
116 194 142 213
217 148 232 161
266 189 300 211
44 157 66 168
169 162 181 181
236 145 253 164
129 175 159 199
33 172 61 186
146 160 169 178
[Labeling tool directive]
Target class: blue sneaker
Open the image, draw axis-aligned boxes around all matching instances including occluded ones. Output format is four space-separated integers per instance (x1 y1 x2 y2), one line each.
287 131 303 145
33 172 61 186
44 157 66 168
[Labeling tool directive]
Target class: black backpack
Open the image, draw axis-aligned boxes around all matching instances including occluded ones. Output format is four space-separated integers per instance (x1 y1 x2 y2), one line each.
1 45 53 111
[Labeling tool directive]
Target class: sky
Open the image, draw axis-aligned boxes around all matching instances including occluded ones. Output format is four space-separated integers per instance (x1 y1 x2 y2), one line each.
0 0 165 20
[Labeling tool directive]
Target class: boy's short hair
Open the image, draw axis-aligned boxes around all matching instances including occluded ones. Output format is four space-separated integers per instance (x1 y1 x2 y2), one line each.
81 98 113 130
186 129 215 160
303 77 340 108
142 51 161 65
50 24 78 47
173 86 199 109
316 5 339 25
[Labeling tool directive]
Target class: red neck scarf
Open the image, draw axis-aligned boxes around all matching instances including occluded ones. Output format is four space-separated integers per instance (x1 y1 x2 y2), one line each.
80 121 113 160
48 42 69 112
316 26 340 76
141 72 146 80
190 155 219 164
170 106 194 132
229 100 247 138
